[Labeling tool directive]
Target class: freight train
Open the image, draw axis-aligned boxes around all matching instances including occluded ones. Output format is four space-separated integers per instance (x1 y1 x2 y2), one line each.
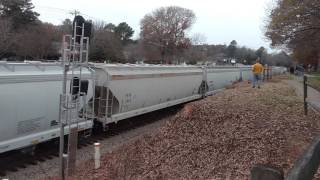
0 61 286 154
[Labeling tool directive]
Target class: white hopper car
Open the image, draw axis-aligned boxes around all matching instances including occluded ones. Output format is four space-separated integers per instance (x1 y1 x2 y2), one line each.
0 62 286 153
93 64 204 128
0 62 94 153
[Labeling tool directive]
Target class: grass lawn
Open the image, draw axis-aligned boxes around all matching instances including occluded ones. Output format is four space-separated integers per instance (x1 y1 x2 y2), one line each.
308 73 320 91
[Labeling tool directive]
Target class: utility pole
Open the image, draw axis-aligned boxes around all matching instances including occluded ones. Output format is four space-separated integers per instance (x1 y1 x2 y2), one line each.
70 10 80 17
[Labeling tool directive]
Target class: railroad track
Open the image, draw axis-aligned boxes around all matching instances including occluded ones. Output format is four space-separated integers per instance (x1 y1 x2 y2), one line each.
0 105 182 177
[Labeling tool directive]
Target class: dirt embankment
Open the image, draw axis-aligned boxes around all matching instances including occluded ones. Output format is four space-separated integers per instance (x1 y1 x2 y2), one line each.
70 79 320 180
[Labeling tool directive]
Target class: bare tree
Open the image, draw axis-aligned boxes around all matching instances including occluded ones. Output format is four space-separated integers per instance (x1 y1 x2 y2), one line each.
265 0 320 69
60 18 72 34
123 42 145 63
15 23 60 59
0 18 14 57
191 33 207 45
90 28 125 62
140 42 163 64
93 21 108 31
140 6 196 64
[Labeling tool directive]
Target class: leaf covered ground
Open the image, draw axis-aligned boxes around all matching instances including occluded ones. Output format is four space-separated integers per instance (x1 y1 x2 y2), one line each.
71 78 320 180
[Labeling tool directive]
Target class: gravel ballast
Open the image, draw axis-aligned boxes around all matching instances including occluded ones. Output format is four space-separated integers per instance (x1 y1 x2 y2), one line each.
4 110 173 180
70 79 320 180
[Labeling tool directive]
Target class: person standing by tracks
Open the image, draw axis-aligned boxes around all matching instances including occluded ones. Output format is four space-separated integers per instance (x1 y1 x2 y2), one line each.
252 58 264 88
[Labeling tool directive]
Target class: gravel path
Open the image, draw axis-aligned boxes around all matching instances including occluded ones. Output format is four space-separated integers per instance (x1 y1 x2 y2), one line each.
3 112 172 180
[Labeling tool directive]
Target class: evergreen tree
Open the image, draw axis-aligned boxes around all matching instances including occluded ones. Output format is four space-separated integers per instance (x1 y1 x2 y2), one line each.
115 22 134 44
0 0 39 29
255 46 265 59
104 23 116 32
226 40 237 59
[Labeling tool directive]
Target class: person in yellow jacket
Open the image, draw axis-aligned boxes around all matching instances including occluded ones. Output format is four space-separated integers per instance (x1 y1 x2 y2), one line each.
252 59 264 88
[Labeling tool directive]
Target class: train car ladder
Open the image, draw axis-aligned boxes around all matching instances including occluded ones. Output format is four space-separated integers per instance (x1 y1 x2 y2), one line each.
96 86 114 130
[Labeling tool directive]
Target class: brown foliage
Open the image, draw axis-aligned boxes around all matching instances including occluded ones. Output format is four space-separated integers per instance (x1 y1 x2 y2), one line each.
140 6 195 64
265 0 320 68
71 81 320 179
0 18 14 56
90 29 125 63
14 23 61 59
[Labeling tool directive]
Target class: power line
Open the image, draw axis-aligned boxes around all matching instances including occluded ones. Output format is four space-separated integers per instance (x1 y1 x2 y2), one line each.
70 10 80 16
35 5 109 24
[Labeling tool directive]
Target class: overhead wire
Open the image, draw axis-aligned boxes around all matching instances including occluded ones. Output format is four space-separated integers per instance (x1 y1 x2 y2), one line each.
35 5 109 24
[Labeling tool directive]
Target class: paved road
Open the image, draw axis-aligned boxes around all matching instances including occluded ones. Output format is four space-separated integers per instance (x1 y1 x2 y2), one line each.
285 78 320 112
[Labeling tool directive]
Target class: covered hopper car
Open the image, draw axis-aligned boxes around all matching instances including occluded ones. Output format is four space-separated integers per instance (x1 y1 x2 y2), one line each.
0 62 286 153
0 62 94 153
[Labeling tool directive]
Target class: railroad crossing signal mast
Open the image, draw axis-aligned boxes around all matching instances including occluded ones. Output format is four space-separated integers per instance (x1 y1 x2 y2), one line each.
59 15 92 179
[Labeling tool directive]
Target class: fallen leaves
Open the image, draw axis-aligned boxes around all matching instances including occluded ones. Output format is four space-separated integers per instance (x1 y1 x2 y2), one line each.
71 79 320 180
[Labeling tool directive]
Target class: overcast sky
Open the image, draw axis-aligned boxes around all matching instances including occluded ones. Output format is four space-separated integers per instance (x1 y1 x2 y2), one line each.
32 0 274 50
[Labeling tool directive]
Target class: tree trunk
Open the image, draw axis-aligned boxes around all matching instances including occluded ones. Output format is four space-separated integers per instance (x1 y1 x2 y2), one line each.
318 57 320 72
316 53 320 72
